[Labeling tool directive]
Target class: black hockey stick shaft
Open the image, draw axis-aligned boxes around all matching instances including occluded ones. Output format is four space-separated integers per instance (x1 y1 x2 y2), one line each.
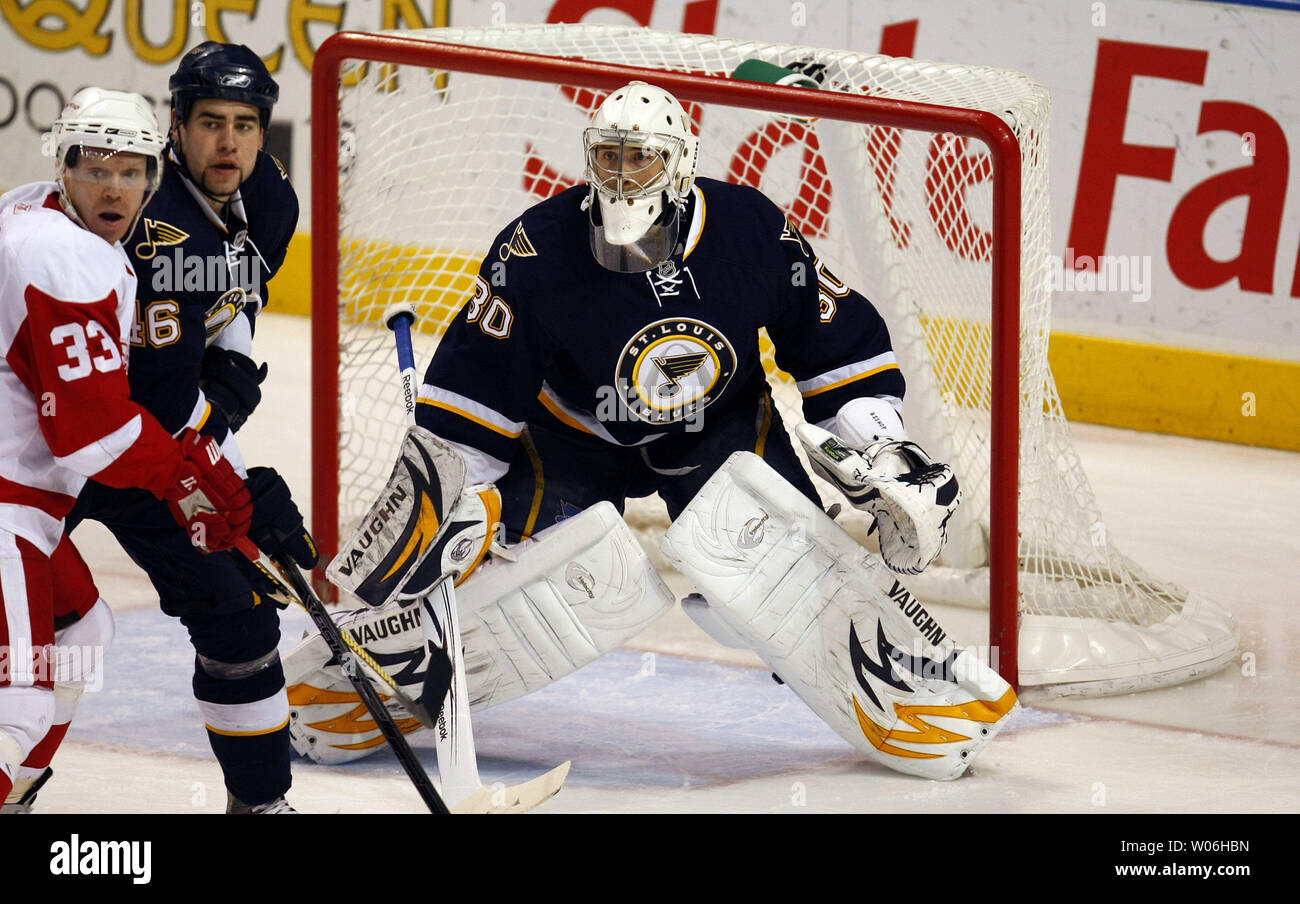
271 551 449 814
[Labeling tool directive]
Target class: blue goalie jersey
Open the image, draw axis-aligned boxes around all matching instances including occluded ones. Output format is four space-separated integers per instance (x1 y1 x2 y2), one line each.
417 177 903 477
122 149 298 438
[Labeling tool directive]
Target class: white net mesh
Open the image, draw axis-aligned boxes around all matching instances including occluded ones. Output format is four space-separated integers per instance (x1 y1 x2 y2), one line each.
323 23 1237 694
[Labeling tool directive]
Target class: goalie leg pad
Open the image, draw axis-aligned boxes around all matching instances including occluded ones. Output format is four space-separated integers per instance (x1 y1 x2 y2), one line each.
285 502 674 764
661 452 1016 781
457 502 674 708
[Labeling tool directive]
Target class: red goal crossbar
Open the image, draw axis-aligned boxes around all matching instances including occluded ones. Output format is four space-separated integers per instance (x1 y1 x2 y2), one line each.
309 30 1023 688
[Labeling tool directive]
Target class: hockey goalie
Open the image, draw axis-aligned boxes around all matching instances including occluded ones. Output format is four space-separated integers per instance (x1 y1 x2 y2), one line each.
287 80 1017 784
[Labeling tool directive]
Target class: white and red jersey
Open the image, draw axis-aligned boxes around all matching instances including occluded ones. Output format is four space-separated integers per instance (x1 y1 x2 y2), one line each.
0 182 184 556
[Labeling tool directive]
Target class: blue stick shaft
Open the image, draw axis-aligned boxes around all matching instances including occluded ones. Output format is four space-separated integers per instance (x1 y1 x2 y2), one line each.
389 313 418 425
391 313 416 372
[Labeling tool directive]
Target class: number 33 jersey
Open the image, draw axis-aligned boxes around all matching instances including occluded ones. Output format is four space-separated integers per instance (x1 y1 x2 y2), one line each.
418 177 905 482
0 183 182 553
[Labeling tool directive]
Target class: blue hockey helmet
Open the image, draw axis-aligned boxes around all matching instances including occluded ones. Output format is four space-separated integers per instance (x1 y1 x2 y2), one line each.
170 42 279 128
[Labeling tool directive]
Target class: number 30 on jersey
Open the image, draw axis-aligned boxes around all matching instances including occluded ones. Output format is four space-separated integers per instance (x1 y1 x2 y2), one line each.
465 276 513 339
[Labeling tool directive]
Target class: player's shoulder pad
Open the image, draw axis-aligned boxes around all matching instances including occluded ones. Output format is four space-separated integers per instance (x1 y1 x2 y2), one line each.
483 184 588 279
694 177 803 265
695 177 786 221
2 194 128 303
243 151 299 213
247 149 296 192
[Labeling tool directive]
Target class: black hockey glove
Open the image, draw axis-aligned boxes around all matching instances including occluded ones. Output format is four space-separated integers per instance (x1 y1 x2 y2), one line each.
246 466 319 570
200 346 268 433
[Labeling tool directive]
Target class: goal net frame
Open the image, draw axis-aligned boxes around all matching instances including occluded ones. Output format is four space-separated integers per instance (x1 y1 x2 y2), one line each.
309 26 1234 696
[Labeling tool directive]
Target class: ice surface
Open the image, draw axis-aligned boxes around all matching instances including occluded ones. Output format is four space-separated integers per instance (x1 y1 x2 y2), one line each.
42 313 1300 814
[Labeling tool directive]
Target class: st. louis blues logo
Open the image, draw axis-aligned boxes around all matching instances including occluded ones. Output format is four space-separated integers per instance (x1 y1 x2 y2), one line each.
651 351 709 398
616 318 736 425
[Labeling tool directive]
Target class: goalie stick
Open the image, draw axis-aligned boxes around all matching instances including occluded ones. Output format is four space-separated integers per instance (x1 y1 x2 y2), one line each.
236 539 449 814
385 303 569 813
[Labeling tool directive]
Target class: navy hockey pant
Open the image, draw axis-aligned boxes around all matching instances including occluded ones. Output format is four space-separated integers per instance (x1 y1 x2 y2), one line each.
495 389 822 541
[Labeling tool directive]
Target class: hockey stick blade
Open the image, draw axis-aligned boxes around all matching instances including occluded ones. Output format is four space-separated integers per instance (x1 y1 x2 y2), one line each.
418 588 569 812
237 540 449 813
449 761 571 814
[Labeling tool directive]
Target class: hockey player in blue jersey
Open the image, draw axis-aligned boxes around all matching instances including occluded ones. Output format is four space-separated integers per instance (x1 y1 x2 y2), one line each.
287 82 1017 784
58 43 316 814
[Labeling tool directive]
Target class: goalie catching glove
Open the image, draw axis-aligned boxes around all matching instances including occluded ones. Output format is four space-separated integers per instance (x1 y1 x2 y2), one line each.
797 422 960 575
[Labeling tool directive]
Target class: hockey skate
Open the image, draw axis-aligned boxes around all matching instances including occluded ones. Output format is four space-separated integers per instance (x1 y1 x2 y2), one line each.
226 792 298 814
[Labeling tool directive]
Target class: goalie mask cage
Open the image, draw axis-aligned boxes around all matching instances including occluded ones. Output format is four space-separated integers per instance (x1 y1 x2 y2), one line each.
310 24 1238 696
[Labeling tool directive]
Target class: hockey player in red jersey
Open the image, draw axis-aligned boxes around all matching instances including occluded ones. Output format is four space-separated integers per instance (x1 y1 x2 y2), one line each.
0 88 254 811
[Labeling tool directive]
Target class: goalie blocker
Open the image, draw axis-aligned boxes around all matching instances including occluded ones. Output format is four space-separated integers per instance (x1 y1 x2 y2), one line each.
661 452 1016 780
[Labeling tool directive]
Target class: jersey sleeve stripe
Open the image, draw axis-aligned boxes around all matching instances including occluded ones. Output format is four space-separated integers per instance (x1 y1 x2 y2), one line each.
797 354 901 398
417 385 524 439
195 400 213 431
51 414 144 477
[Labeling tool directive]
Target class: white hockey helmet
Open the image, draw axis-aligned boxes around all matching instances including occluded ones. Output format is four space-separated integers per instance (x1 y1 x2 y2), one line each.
52 87 166 235
582 82 700 272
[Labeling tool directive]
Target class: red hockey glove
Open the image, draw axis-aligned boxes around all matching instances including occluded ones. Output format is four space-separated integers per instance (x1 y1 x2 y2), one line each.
163 429 254 553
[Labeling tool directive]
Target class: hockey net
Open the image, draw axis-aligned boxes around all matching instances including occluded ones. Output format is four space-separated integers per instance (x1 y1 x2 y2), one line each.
311 24 1237 696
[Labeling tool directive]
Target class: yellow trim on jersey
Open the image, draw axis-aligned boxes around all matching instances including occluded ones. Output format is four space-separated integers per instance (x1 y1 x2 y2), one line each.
683 187 706 260
205 717 291 738
417 396 523 439
195 401 213 430
538 390 598 436
755 393 773 458
520 431 545 541
800 364 901 399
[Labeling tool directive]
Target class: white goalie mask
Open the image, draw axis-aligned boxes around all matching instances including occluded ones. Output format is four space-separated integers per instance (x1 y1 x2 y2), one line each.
582 82 699 273
52 87 166 241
